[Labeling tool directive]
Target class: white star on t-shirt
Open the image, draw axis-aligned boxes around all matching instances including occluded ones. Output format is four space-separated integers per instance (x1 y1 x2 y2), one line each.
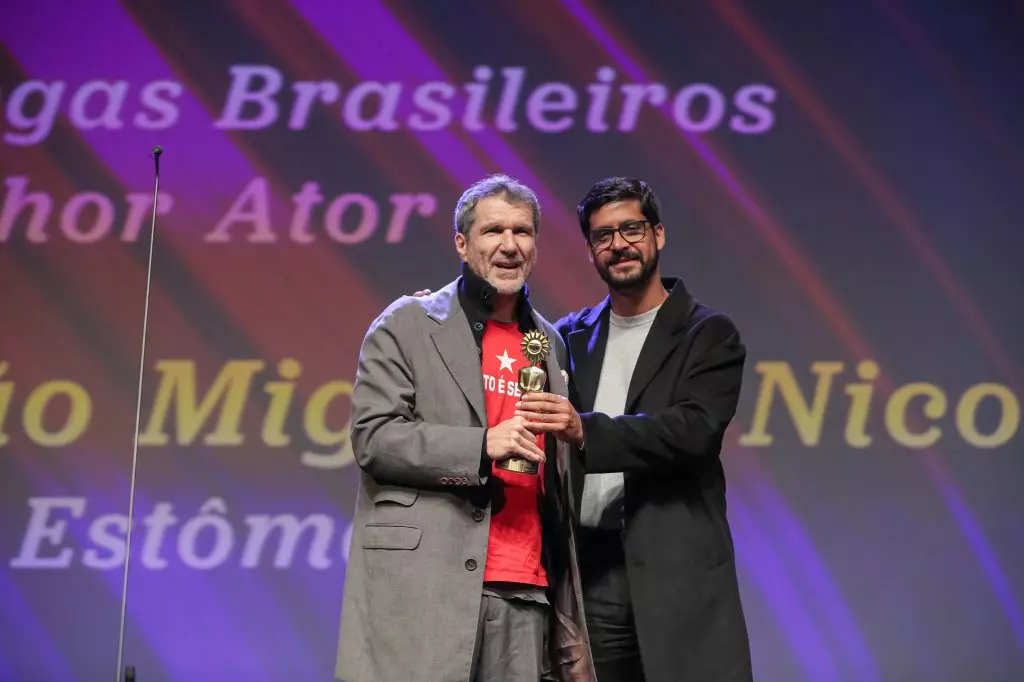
496 349 516 374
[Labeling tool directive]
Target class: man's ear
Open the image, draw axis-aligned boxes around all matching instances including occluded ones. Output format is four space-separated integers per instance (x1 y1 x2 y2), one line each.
455 232 467 261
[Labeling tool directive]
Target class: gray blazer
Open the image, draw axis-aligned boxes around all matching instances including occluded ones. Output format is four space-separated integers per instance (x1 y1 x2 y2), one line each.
335 279 594 682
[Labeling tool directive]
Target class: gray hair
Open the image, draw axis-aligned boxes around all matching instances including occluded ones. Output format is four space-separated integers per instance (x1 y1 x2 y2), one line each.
453 174 541 236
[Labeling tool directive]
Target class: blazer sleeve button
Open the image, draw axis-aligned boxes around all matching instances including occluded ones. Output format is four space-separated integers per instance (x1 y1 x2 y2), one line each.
464 559 477 571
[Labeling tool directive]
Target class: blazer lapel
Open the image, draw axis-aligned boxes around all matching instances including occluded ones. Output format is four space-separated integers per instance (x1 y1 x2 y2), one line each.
543 342 567 397
623 319 681 412
540 339 579 515
564 301 609 523
623 279 696 411
566 300 610 413
429 286 487 426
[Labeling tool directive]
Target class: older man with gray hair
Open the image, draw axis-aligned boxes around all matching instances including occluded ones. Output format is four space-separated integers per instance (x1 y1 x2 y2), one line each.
335 175 594 682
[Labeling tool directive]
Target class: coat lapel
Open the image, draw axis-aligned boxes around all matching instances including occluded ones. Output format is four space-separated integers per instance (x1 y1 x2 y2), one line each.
429 284 487 426
541 334 578 520
530 310 568 398
623 279 696 411
623 319 681 412
564 301 609 523
566 300 611 413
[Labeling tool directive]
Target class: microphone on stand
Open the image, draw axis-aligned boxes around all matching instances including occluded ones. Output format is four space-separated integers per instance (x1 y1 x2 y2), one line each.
115 144 164 682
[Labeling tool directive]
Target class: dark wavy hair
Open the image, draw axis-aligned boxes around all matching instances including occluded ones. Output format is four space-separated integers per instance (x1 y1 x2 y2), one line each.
576 177 661 237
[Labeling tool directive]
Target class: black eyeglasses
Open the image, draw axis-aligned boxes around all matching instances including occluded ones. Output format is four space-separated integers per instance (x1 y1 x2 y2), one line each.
586 220 651 250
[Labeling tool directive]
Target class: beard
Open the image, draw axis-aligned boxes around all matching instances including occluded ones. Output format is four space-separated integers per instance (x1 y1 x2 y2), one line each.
597 247 659 291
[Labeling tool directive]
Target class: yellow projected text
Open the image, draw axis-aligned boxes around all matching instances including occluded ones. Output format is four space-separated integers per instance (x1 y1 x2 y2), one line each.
739 360 1020 449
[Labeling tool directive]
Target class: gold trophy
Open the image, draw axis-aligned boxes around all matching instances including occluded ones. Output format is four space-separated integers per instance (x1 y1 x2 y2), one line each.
497 330 550 475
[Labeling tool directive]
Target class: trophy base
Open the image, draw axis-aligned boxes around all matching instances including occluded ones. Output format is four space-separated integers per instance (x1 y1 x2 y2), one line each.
495 457 539 475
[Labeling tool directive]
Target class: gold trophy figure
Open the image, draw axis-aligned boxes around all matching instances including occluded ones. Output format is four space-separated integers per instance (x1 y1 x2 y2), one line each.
497 330 550 475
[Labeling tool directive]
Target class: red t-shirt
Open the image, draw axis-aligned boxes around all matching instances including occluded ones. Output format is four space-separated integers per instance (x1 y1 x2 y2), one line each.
480 321 548 587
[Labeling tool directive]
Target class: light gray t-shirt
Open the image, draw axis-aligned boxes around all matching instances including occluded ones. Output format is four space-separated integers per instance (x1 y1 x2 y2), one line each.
578 304 661 529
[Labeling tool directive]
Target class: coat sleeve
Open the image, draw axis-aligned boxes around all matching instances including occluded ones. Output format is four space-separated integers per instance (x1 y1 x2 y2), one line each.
349 305 489 488
578 314 746 473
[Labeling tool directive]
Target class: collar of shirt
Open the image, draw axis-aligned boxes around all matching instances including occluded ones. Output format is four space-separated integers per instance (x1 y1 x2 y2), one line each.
457 262 537 350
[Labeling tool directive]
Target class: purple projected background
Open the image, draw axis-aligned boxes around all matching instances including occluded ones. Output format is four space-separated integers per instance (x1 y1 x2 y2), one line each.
1 1 1022 680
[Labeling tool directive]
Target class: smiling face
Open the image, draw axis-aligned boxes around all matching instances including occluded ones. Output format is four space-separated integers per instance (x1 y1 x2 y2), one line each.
456 194 537 294
587 199 664 291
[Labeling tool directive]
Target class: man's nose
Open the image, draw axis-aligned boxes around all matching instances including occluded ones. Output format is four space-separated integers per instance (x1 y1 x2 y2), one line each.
500 230 517 251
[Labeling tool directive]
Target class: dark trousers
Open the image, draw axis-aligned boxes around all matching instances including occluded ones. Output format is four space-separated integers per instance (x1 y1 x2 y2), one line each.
578 528 646 682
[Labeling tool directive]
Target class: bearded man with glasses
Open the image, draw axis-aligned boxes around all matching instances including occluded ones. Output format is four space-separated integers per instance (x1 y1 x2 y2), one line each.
515 177 754 682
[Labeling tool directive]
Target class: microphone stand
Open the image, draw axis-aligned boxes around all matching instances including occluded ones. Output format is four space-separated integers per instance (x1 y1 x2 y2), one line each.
114 145 163 682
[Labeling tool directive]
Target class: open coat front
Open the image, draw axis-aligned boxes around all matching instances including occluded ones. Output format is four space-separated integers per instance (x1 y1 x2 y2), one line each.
557 277 754 682
335 279 594 682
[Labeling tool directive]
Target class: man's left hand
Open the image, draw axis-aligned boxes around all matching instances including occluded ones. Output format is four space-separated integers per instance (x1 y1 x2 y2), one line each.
516 392 584 447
